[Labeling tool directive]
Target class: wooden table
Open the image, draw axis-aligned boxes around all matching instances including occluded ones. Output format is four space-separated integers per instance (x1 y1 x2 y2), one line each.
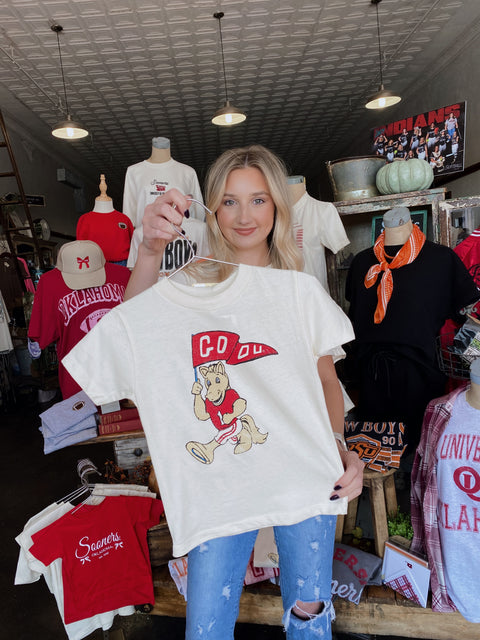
150 565 480 639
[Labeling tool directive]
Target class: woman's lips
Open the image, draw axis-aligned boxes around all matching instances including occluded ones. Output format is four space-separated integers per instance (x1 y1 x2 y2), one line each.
234 227 256 236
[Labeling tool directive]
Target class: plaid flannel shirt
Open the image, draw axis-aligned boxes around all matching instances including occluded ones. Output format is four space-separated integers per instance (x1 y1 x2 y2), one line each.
410 384 467 612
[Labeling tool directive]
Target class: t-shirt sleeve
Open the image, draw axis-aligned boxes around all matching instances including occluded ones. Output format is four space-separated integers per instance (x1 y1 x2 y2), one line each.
318 202 350 254
62 307 136 405
297 271 355 358
29 519 63 567
127 227 142 269
449 249 480 319
122 166 137 227
76 214 88 241
27 273 59 348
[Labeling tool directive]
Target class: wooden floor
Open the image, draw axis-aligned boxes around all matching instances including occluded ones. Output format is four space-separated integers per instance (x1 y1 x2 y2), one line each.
151 565 480 640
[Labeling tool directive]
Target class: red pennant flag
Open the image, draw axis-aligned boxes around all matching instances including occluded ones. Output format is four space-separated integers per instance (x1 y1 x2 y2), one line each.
227 341 278 365
191 331 277 368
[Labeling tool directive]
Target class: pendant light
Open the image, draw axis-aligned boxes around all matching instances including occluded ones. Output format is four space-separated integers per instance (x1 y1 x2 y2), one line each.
51 24 89 139
365 0 401 110
212 12 246 126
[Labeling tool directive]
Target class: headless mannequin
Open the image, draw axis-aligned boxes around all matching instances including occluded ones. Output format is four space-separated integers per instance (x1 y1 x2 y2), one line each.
148 136 171 164
383 207 413 247
287 175 306 206
465 358 480 410
92 174 115 214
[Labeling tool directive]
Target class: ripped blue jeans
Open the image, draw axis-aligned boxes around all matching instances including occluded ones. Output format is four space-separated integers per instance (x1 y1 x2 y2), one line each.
186 515 336 639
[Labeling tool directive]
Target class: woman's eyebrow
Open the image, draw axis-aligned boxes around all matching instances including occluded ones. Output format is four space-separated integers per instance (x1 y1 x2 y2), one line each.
222 191 270 197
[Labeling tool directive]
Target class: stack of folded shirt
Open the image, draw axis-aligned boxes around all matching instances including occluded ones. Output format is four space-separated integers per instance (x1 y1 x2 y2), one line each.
39 390 97 454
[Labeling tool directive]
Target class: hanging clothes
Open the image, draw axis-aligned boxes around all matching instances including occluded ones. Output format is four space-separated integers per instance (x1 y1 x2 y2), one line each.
28 263 130 399
16 486 162 640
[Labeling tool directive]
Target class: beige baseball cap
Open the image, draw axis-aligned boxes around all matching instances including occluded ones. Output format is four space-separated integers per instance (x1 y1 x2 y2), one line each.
56 240 106 290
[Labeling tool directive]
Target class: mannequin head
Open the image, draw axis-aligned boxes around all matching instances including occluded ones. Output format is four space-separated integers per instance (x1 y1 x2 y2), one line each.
383 207 411 229
93 174 114 213
152 136 170 149
471 359 480 386
382 206 414 245
466 359 480 409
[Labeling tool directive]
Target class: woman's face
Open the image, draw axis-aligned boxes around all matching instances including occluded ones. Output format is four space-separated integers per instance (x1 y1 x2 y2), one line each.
216 166 275 266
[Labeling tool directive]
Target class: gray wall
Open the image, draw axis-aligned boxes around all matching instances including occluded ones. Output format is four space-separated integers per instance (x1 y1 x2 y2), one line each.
338 18 480 200
1 89 101 241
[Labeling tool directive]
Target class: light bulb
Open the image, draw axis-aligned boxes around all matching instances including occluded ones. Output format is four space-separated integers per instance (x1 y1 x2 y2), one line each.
66 127 75 138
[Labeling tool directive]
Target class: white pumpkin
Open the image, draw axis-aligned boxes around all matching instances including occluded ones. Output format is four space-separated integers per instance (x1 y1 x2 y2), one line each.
376 158 434 195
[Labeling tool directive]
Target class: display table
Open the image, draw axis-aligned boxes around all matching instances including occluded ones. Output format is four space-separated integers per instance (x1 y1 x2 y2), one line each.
149 564 480 639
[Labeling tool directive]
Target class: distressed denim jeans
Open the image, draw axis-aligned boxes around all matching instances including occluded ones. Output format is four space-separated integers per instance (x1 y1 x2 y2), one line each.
186 515 336 639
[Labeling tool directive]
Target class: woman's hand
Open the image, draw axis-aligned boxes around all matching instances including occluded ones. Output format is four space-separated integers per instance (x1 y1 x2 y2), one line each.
330 449 364 502
141 188 190 256
124 188 191 300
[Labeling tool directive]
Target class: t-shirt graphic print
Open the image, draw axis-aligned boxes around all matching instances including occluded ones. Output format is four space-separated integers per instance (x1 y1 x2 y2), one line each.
188 331 276 464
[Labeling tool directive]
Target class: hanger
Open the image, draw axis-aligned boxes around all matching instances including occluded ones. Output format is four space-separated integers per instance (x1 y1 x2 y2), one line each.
167 196 239 281
56 458 101 505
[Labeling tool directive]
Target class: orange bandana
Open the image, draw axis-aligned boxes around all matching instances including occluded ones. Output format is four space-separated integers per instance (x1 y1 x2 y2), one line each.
364 224 426 324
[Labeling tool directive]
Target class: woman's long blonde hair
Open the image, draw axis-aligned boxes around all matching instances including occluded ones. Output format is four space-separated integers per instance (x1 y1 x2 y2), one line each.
200 145 302 278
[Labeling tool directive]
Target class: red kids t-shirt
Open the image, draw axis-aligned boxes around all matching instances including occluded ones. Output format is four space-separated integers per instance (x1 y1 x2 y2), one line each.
30 495 163 624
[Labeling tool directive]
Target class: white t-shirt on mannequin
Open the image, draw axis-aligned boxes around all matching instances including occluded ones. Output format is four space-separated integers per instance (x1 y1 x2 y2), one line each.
291 191 349 291
122 159 204 227
64 266 354 557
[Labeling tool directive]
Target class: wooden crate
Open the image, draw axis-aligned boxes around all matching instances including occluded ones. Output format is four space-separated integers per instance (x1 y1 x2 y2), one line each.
113 435 149 471
150 565 480 639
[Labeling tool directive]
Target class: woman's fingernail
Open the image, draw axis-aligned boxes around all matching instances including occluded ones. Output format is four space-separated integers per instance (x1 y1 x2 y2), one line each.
330 494 340 501
334 485 342 491
184 209 190 218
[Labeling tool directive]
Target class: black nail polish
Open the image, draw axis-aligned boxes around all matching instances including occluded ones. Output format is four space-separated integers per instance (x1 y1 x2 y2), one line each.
184 209 190 218
334 485 342 491
330 494 339 501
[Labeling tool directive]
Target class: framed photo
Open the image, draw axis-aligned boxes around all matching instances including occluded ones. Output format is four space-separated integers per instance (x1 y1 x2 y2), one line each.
372 210 427 244
370 101 466 178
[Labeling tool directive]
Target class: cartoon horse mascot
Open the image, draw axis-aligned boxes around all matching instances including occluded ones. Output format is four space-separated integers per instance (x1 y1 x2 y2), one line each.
186 361 268 464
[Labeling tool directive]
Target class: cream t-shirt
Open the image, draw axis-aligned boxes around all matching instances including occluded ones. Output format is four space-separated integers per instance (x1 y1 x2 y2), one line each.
63 266 354 556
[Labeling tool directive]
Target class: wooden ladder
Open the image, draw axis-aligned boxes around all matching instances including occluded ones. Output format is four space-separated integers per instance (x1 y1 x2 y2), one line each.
0 108 41 288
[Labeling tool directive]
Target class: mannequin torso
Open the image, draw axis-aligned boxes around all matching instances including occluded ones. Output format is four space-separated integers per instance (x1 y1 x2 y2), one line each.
384 220 414 247
148 146 171 164
287 176 306 206
148 136 171 164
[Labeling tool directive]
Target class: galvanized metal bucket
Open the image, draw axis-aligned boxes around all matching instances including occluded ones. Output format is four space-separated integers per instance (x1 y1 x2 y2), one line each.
326 156 387 201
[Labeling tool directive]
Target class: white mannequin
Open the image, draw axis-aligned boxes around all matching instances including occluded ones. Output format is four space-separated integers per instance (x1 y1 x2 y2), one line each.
383 207 414 246
287 175 306 206
148 136 171 164
466 358 480 410
92 174 115 214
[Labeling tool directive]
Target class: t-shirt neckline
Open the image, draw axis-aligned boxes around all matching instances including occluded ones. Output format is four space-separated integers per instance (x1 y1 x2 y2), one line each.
154 263 252 309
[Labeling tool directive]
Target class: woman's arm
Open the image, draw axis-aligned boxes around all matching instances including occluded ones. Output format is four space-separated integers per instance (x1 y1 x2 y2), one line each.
124 189 190 301
317 355 364 502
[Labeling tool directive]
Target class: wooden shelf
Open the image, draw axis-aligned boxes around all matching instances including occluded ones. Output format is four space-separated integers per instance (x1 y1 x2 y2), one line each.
150 565 480 639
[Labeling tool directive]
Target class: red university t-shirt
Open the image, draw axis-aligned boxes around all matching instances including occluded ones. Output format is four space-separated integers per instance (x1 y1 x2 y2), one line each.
29 495 163 624
28 264 130 399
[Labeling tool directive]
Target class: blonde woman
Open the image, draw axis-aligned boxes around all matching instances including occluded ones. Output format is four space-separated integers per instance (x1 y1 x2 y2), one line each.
75 145 364 639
